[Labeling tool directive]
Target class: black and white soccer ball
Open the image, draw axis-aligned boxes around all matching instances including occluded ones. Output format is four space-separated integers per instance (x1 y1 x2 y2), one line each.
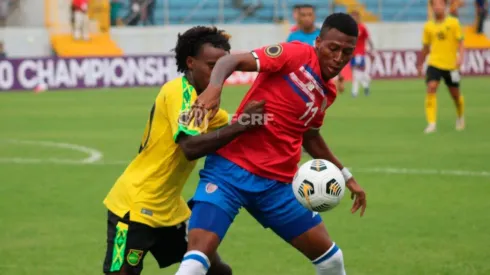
292 159 346 212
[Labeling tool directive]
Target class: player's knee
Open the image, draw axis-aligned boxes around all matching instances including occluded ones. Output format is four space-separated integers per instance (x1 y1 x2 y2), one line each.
312 243 346 275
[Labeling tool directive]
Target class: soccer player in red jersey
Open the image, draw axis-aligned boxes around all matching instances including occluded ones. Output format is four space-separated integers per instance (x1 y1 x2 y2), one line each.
350 11 374 97
175 13 367 275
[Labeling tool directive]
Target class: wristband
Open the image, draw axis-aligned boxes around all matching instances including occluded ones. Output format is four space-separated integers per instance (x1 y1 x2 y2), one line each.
341 167 353 181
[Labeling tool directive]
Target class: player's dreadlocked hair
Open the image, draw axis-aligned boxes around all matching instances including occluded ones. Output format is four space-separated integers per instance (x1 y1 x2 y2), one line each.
320 13 358 38
174 26 231 73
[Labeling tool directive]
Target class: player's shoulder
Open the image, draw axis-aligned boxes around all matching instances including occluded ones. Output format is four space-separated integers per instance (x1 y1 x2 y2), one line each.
446 16 461 26
157 76 185 100
424 20 434 29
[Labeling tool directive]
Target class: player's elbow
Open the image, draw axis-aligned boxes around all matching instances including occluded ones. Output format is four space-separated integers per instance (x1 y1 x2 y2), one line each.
180 143 200 161
178 137 201 161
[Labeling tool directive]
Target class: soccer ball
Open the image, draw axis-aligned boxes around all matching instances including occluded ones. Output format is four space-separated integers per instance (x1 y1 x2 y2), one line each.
292 159 346 212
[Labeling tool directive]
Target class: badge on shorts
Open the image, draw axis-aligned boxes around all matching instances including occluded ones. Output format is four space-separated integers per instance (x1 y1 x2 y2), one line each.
206 183 218 193
265 44 283 58
127 249 144 266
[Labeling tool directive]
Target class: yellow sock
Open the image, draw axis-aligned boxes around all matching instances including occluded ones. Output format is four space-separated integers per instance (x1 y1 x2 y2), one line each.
425 93 437 124
455 95 464 118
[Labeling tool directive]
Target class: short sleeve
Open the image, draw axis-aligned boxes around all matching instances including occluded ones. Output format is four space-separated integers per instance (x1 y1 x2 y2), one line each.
251 42 310 74
453 19 464 41
162 84 209 142
422 23 431 46
208 109 230 131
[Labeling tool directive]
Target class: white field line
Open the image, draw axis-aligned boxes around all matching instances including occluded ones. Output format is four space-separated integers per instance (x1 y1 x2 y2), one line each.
0 139 489 177
0 139 103 164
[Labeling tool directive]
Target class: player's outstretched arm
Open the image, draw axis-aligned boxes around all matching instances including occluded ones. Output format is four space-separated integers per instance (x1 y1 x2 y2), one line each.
208 52 259 88
303 129 367 216
178 100 265 161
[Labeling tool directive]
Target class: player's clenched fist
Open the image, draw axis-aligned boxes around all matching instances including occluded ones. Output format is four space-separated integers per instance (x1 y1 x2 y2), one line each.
191 84 223 126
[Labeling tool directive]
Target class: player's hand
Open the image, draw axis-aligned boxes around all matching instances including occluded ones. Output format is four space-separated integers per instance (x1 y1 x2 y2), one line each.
417 64 424 76
346 178 366 217
456 55 462 69
241 100 266 129
190 84 222 127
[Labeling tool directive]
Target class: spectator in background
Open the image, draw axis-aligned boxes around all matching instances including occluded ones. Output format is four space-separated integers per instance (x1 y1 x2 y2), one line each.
450 0 465 17
0 0 8 26
110 0 123 26
72 0 89 40
143 0 155 25
0 41 6 58
476 0 488 33
126 0 143 26
289 4 301 32
286 4 319 46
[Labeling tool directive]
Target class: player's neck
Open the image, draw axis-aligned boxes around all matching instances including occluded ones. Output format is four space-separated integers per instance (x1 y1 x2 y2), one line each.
434 14 446 22
301 26 316 33
184 72 202 94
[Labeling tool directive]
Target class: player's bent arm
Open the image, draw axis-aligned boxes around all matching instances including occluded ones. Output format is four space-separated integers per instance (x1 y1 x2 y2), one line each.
177 123 248 161
302 129 346 170
208 53 258 88
418 45 430 67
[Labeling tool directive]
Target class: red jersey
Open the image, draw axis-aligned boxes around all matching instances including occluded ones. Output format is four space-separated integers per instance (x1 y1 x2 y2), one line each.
353 23 369 56
217 42 337 183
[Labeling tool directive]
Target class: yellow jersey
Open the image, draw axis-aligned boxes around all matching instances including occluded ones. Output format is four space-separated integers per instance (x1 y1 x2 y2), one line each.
103 76 229 228
422 16 464 71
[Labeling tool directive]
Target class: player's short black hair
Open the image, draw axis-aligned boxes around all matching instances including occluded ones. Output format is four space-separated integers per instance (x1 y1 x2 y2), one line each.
320 13 358 38
299 4 315 10
429 0 449 5
174 26 231 73
293 4 301 10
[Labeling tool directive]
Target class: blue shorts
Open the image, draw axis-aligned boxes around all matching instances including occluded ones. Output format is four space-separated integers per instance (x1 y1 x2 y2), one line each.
188 154 322 242
350 55 366 68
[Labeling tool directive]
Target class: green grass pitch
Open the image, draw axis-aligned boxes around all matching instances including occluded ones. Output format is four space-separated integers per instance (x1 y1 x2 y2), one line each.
1 78 490 275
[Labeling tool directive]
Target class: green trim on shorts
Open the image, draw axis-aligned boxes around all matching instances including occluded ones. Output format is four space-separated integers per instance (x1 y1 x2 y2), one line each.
110 222 128 272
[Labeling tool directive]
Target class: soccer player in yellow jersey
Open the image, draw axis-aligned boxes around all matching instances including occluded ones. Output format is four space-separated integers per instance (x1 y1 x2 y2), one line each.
418 0 465 134
102 26 265 275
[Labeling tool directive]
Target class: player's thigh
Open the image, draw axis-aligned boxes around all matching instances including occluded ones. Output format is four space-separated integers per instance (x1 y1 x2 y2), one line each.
426 66 442 92
103 212 155 275
150 222 188 268
187 154 246 254
246 181 323 248
442 70 461 97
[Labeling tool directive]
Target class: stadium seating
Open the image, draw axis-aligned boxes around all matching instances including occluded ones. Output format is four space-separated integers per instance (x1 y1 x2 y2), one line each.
122 0 475 25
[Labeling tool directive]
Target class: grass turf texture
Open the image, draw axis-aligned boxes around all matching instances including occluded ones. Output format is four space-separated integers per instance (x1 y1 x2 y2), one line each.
1 78 489 275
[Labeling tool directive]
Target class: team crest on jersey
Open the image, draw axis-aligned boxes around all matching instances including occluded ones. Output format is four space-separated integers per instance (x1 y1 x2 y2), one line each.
178 111 190 125
206 183 218 193
127 249 144 266
265 44 283 58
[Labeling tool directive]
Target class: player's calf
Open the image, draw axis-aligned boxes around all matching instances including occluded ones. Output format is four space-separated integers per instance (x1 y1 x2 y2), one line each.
290 223 346 275
176 202 234 275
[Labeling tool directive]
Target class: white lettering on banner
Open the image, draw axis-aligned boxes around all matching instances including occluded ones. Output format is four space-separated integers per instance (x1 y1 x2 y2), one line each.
17 60 38 89
55 59 72 87
70 59 88 87
0 61 14 89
